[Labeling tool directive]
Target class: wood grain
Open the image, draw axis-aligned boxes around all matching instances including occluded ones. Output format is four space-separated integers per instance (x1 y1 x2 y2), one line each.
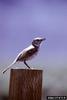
9 69 43 100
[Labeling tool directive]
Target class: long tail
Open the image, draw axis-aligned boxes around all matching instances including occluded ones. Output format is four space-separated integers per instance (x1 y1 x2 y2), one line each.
2 60 16 74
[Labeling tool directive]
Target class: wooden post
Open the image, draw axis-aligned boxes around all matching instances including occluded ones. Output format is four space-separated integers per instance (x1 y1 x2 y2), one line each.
9 69 43 100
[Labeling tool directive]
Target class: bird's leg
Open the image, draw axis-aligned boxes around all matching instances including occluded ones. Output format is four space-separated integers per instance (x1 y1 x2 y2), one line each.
24 61 30 69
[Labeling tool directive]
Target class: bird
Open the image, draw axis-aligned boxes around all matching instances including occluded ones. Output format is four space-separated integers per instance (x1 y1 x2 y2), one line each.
2 37 46 74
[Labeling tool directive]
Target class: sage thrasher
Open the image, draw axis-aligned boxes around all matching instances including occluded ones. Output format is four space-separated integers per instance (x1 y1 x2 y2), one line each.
3 37 46 74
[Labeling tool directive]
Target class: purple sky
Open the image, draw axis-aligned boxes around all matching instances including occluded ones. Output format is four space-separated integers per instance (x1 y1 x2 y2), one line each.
0 0 67 69
0 0 67 95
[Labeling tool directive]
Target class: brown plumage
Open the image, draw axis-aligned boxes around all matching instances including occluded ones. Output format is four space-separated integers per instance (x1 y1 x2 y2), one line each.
16 47 38 61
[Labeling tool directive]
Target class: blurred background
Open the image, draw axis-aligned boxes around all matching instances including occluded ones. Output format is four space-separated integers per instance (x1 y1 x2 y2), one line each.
0 0 67 100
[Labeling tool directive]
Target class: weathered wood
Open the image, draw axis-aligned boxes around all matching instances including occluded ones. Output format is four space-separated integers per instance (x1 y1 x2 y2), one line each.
9 69 43 100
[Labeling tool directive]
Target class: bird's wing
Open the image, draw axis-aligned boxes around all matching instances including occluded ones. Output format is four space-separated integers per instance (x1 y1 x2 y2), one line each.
16 46 38 61
25 47 38 60
16 50 26 61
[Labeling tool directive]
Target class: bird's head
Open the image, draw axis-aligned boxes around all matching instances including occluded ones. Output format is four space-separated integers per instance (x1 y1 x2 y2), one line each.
32 37 46 47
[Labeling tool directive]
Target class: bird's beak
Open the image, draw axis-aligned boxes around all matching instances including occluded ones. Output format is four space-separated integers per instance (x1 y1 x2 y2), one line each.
41 38 46 41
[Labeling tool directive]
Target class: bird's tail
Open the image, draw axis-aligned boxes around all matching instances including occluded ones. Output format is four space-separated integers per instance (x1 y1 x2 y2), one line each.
2 60 16 74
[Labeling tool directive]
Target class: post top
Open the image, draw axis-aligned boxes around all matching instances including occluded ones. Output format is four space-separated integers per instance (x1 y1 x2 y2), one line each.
11 69 43 72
